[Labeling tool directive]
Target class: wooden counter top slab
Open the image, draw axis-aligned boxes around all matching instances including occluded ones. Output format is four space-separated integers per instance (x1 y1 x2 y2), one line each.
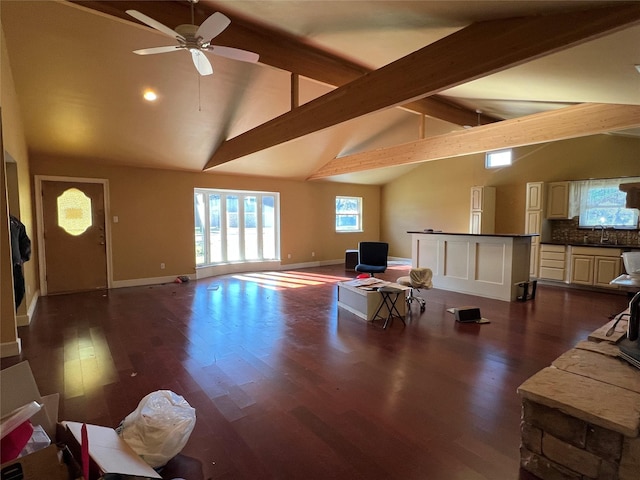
518 366 640 437
588 313 629 343
552 348 640 394
574 339 622 357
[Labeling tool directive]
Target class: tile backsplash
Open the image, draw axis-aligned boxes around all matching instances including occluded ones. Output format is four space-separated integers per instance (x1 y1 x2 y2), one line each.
550 218 640 246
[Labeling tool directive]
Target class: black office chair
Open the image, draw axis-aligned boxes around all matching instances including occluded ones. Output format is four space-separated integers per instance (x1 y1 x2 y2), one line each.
355 242 389 277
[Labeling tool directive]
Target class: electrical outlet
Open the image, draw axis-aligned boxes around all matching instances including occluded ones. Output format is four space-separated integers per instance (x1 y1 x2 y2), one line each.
287 254 291 259
312 252 315 257
160 263 165 269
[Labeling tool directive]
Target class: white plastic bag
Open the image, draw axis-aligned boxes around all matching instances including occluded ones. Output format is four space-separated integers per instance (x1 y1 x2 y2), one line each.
118 390 196 468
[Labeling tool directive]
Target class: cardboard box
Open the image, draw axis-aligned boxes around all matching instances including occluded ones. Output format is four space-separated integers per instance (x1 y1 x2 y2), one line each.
0 443 73 480
59 422 160 480
0 362 58 440
1 362 160 480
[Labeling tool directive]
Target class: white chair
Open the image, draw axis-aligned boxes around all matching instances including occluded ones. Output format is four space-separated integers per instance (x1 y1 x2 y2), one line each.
397 268 433 313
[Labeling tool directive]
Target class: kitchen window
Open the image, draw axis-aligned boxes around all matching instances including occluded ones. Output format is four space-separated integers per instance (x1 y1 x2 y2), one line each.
576 177 639 228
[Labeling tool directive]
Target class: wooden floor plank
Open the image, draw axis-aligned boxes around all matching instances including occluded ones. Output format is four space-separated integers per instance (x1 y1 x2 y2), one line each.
2 264 629 479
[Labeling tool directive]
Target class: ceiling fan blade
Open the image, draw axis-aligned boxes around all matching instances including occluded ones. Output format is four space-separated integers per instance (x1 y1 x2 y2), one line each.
191 50 213 76
197 12 231 41
126 10 185 41
208 45 259 63
133 46 182 55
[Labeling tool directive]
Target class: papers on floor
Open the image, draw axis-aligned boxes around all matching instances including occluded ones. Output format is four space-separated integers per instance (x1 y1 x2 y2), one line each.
343 277 389 290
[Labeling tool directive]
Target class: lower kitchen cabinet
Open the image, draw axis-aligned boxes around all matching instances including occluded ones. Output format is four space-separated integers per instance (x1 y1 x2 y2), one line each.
570 255 594 285
569 246 621 289
539 244 566 281
594 256 622 288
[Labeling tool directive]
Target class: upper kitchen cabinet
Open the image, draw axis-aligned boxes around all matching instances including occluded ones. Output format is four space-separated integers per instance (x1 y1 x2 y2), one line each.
470 186 496 234
526 182 544 212
546 181 571 219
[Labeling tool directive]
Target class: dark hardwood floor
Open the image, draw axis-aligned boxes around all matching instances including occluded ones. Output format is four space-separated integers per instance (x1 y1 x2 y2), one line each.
2 264 630 480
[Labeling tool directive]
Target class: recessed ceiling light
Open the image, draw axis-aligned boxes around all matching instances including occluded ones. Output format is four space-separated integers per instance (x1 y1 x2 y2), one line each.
143 90 157 102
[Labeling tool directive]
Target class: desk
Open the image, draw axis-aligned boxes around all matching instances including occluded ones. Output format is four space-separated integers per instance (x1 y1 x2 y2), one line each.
337 280 408 321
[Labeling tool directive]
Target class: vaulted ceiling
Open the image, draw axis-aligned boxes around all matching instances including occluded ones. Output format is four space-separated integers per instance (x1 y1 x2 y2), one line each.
2 1 640 184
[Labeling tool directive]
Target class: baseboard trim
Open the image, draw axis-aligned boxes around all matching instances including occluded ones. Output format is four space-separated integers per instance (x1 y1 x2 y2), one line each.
195 259 343 281
537 279 628 296
16 313 30 327
111 274 195 289
0 338 22 358
61 258 355 291
16 290 40 326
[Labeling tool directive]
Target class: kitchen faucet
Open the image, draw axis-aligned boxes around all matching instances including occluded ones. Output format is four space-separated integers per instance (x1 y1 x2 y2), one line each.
592 225 609 243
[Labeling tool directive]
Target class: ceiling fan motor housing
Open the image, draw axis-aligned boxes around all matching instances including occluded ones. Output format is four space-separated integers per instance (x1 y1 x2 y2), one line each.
176 24 205 48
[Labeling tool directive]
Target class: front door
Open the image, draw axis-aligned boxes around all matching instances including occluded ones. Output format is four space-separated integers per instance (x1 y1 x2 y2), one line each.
42 180 107 294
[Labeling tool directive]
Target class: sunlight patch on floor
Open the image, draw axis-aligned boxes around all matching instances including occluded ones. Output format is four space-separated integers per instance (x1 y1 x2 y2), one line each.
232 271 351 290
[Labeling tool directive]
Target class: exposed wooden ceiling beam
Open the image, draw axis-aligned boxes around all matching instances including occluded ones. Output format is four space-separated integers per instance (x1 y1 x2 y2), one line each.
68 0 495 127
204 3 640 171
307 104 640 180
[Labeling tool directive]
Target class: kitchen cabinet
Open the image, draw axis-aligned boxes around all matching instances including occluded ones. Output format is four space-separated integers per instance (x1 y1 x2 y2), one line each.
469 186 495 234
546 181 570 219
569 246 621 289
571 255 594 285
526 182 544 211
594 256 622 288
525 182 544 277
526 211 541 277
539 244 566 281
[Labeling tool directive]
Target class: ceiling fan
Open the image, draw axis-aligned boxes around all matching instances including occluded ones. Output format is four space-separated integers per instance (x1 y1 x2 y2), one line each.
126 0 259 76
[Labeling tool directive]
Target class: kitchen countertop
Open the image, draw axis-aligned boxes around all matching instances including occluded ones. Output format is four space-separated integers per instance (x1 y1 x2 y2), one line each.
542 241 640 249
407 231 538 238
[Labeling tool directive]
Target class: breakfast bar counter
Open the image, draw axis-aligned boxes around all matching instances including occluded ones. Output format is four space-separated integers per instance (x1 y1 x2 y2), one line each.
408 231 536 301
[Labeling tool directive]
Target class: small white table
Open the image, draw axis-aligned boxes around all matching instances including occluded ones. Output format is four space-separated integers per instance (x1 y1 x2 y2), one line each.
337 280 409 321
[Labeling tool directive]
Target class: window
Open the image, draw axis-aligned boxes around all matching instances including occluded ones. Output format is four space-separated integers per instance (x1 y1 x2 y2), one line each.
57 188 92 236
336 196 362 232
577 178 639 228
485 149 512 168
195 189 279 266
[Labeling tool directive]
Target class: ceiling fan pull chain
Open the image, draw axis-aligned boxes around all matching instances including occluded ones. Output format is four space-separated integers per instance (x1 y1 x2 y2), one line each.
198 74 202 112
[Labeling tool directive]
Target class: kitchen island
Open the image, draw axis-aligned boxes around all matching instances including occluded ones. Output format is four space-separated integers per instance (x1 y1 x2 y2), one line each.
408 231 536 301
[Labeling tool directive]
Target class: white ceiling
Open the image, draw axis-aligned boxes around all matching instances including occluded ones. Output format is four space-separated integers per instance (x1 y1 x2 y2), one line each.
2 1 639 184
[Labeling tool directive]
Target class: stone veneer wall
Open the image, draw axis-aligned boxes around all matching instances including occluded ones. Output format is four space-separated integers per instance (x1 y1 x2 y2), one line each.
520 398 639 479
518 329 640 480
550 218 640 247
